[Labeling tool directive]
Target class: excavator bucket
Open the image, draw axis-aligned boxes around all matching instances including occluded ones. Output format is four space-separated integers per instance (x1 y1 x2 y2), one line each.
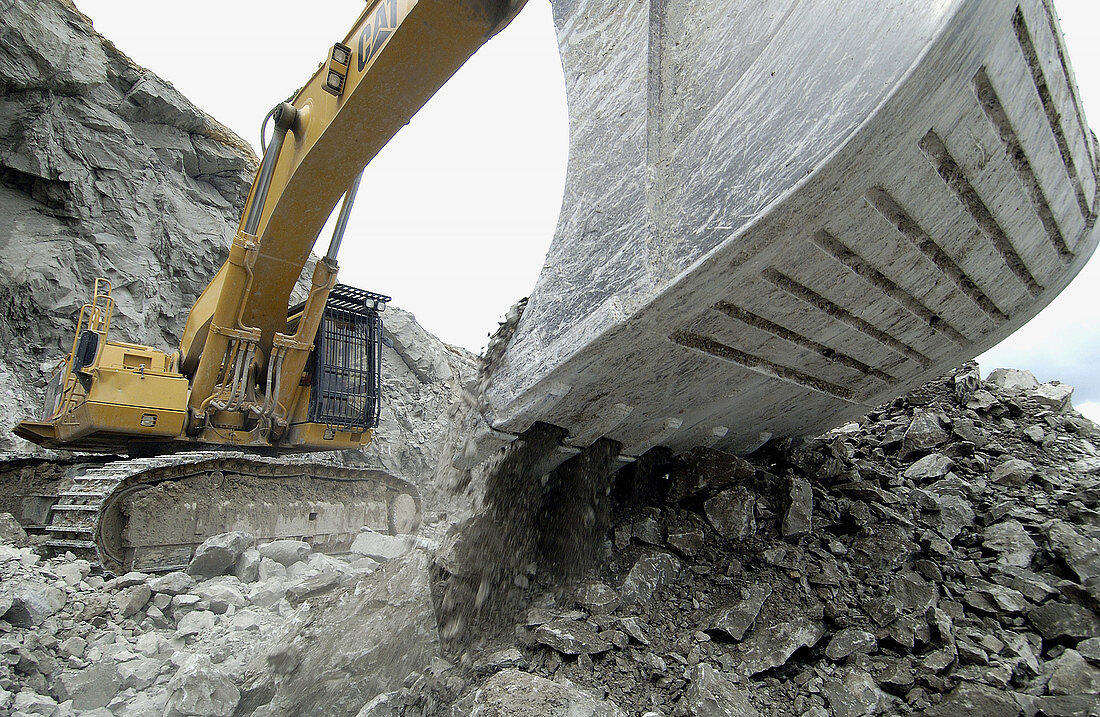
471 0 1099 467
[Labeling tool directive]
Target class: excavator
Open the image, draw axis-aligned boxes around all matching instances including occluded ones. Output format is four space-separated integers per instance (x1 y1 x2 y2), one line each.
9 0 1100 573
10 0 529 573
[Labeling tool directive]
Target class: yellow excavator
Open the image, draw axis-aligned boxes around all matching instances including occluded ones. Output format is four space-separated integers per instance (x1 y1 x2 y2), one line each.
10 0 527 573
10 0 1100 574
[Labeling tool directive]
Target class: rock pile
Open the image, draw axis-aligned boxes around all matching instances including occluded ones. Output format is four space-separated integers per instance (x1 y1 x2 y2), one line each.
387 364 1098 717
0 523 428 715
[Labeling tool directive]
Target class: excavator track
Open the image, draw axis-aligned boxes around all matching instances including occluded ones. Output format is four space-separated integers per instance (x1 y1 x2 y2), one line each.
30 453 419 575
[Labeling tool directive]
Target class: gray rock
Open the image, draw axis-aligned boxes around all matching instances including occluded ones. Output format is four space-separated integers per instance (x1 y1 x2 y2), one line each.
782 476 812 539
148 571 196 595
257 551 441 717
632 513 664 546
902 411 949 456
1027 602 1100 641
1032 382 1074 411
1031 695 1100 717
135 632 172 660
116 656 163 691
3 583 65 626
931 494 975 542
356 692 402 717
192 582 247 612
286 570 340 605
903 453 953 481
740 616 825 675
990 458 1037 486
968 390 1000 412
475 647 526 672
983 520 1037 568
257 556 287 581
707 585 772 641
575 582 620 614
234 547 261 583
621 551 681 605
0 513 27 546
383 307 453 385
988 368 1039 391
924 683 1020 717
1047 649 1100 695
12 690 59 716
187 531 252 579
826 628 878 661
247 582 287 609
875 658 915 693
55 663 120 710
175 609 216 638
823 669 881 717
667 526 705 557
640 651 667 676
1047 520 1100 586
257 539 311 567
165 654 239 717
681 663 759 716
350 530 410 561
666 448 756 503
534 619 612 655
1024 424 1046 443
704 488 757 540
618 617 651 645
111 583 151 618
55 560 90 586
1079 637 1100 664
59 635 86 659
110 571 151 588
450 668 626 716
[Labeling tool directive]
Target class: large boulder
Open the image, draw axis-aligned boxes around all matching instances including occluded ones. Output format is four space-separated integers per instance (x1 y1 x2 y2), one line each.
3 582 65 627
681 663 759 717
55 664 121 711
250 551 440 717
0 513 27 545
187 531 252 579
620 551 681 606
257 539 311 567
704 488 757 540
350 530 410 562
451 669 627 716
165 654 240 717
988 368 1039 391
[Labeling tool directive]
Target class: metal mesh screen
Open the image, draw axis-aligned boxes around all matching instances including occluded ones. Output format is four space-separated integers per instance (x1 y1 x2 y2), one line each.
307 287 386 430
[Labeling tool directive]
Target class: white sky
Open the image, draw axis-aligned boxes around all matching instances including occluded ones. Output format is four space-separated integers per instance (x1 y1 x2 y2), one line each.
77 1 1100 418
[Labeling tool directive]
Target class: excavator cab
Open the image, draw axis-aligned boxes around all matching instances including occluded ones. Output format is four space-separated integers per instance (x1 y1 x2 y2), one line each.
304 284 388 432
